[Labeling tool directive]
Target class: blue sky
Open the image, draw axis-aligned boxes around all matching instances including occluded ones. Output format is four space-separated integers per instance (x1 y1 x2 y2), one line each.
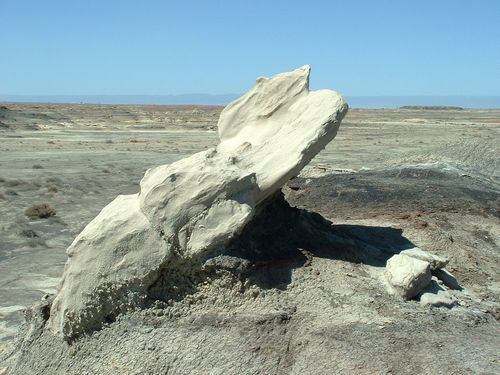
1 0 499 96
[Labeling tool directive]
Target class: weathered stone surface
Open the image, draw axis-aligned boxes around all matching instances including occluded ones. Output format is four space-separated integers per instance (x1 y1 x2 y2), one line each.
138 150 258 259
47 194 171 338
385 254 432 299
400 247 448 270
217 65 347 201
46 66 348 339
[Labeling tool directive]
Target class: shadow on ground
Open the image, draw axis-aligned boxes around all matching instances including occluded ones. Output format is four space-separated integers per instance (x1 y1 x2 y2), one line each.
219 192 415 290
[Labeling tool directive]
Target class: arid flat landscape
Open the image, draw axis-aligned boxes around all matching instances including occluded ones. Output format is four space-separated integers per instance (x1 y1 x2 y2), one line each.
1 104 499 373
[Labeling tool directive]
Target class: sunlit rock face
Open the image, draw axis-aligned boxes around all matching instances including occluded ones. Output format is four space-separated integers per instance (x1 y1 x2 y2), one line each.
47 65 348 340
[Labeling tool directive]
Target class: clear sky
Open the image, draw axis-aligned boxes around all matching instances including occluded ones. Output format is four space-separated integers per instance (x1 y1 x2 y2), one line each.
1 0 499 96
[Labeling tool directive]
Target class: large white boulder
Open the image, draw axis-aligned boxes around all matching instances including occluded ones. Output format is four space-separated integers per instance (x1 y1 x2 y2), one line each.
47 66 348 339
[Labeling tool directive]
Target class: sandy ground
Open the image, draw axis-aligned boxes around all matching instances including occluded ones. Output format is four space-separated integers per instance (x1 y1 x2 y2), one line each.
0 104 499 373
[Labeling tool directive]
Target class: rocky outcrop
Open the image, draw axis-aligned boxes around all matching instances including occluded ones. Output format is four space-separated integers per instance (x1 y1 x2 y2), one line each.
46 66 348 340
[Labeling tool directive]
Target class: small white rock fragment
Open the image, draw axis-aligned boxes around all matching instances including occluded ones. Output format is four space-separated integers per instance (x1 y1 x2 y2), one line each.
419 277 457 308
400 247 448 270
385 254 432 299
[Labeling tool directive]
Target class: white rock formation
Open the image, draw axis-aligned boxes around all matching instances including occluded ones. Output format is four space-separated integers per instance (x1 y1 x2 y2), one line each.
47 65 348 339
385 254 432 299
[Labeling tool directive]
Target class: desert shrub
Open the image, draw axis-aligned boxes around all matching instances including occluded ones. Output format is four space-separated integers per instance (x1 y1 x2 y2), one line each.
47 185 58 193
32 164 44 169
20 228 38 238
0 192 4 199
25 203 56 219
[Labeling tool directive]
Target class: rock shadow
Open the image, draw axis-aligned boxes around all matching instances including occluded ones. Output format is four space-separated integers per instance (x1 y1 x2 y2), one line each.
148 192 417 302
219 192 416 290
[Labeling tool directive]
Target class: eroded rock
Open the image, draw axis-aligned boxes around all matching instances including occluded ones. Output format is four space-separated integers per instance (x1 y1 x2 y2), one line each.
46 66 348 339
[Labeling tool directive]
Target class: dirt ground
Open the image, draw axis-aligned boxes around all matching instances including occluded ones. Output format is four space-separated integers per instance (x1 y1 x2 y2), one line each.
0 104 498 373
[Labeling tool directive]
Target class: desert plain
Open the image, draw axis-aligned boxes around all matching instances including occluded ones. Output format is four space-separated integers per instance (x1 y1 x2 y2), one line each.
0 103 499 373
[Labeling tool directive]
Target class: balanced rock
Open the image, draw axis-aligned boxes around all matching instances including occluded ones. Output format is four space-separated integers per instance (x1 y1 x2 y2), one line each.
47 65 348 340
385 254 432 299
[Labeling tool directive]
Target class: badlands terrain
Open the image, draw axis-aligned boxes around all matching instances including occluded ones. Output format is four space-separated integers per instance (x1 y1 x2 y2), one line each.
0 103 499 373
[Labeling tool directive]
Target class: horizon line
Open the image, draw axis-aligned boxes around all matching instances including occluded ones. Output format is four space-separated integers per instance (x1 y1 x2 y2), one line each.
2 94 500 97
1 94 499 109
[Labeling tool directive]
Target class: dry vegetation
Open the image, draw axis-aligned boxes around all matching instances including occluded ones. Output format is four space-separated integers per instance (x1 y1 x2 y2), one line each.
24 203 56 219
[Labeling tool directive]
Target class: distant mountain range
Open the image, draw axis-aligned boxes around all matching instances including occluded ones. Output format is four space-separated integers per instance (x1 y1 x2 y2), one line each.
1 94 499 108
346 96 500 109
0 94 238 106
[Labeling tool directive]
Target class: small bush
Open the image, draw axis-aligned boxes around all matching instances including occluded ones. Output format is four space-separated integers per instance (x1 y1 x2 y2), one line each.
25 203 56 219
32 164 44 169
20 228 39 238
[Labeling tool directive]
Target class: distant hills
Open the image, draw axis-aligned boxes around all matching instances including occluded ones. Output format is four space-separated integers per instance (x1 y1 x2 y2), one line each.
0 94 238 106
399 105 463 110
347 96 500 109
1 94 499 108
